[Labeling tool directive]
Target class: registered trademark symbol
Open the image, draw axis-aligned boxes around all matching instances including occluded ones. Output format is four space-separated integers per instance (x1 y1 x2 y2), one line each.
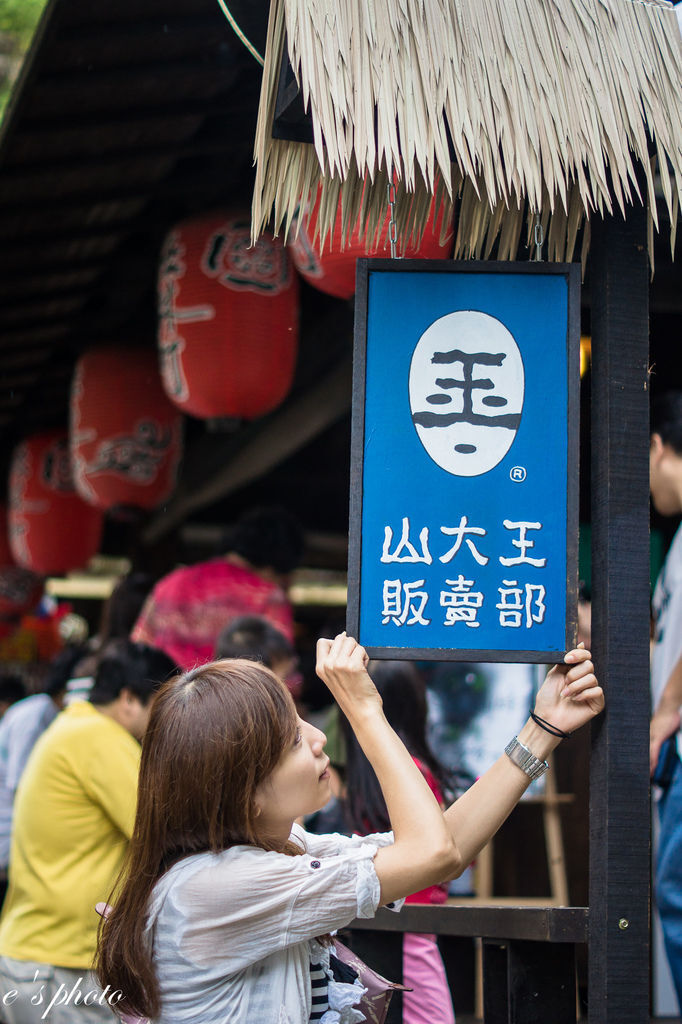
510 466 527 482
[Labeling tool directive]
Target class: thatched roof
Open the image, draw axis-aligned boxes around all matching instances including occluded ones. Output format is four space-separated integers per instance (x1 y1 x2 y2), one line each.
252 0 682 264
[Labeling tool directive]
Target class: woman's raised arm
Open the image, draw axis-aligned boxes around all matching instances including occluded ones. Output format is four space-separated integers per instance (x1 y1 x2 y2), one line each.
442 646 603 866
316 633 462 906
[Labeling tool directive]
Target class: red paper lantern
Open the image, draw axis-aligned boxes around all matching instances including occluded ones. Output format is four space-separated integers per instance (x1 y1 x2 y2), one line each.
0 505 43 620
288 192 454 299
70 347 183 512
8 431 103 576
157 212 299 420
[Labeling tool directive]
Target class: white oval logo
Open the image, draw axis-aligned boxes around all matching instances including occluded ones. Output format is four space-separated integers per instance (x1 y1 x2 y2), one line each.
409 311 524 477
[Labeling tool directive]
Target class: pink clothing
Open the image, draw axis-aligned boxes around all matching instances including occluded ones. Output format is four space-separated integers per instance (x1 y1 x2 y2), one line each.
351 757 455 1022
403 933 456 1024
405 760 449 907
402 761 455 1023
131 559 294 670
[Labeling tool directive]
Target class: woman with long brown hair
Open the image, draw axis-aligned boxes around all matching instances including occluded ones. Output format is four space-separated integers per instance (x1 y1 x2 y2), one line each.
96 633 603 1023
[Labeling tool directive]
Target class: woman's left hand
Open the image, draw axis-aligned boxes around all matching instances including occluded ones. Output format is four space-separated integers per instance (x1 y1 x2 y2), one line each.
533 645 604 737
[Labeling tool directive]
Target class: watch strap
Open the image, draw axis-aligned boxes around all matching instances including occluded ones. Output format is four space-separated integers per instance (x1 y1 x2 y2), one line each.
504 736 549 781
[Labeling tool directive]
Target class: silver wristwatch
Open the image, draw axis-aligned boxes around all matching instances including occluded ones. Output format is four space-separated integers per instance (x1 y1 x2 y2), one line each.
504 736 549 781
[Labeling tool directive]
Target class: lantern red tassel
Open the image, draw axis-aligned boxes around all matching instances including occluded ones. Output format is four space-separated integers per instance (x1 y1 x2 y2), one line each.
8 431 103 576
70 347 183 512
288 193 454 299
157 212 299 420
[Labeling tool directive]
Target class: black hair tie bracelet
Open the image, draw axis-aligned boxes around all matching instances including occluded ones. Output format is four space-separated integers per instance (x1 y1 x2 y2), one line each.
529 710 572 740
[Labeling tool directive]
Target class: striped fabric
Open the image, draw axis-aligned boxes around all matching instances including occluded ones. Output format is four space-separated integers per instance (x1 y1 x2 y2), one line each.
309 962 329 1021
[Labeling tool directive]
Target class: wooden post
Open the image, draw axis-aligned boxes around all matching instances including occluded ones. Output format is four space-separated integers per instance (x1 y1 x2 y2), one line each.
589 199 650 1023
483 939 577 1023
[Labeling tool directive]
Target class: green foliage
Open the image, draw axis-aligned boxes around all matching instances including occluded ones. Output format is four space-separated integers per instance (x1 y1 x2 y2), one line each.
0 0 48 119
0 0 48 48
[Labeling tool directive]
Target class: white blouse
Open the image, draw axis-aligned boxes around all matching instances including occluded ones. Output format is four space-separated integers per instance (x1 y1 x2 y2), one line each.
146 825 399 1024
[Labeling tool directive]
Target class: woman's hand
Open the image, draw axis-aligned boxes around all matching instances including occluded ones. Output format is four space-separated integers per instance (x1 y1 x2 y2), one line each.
533 645 604 737
315 633 381 719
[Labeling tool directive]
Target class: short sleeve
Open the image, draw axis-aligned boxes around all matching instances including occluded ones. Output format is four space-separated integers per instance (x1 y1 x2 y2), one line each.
80 731 140 838
174 841 388 973
292 824 395 858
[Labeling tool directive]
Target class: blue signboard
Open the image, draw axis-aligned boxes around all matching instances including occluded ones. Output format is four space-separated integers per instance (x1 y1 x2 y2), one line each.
347 260 580 661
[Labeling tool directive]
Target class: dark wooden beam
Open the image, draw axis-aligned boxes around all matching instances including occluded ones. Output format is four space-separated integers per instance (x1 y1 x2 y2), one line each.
48 13 224 51
349 904 588 944
0 285 100 306
143 358 354 544
0 163 252 212
0 242 121 270
483 939 577 1024
0 138 248 179
0 270 101 298
0 371 42 389
0 393 27 409
25 66 242 121
0 311 81 332
0 222 134 245
57 0 227 27
19 96 256 131
35 56 242 92
0 325 70 347
0 349 52 369
589 198 650 1023
0 299 87 326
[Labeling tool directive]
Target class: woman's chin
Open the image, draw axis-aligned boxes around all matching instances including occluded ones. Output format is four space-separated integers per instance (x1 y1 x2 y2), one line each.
314 783 333 811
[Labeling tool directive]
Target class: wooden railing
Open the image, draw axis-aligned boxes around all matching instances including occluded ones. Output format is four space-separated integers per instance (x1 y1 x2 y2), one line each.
347 902 588 1023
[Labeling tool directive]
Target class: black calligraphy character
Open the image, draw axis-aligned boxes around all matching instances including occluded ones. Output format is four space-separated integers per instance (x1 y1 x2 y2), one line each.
412 349 522 455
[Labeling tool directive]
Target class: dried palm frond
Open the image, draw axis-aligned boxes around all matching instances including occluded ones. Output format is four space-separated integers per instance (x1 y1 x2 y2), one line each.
252 0 682 267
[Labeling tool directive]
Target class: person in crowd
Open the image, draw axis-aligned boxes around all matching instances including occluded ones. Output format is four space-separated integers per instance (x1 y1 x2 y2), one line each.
96 633 602 1024
99 572 156 648
0 640 177 1024
0 646 84 909
341 659 456 1024
215 614 302 698
132 507 302 671
649 391 682 1009
0 675 25 719
64 571 157 706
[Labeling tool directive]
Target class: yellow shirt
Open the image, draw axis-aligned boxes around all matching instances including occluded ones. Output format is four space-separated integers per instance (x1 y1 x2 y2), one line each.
0 701 140 967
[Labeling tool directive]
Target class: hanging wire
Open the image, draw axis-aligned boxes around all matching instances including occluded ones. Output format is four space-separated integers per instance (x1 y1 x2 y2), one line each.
215 0 264 66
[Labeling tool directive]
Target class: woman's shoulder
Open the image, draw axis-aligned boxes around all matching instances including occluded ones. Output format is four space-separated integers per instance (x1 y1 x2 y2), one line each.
149 846 281 929
157 843 301 891
161 844 278 877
